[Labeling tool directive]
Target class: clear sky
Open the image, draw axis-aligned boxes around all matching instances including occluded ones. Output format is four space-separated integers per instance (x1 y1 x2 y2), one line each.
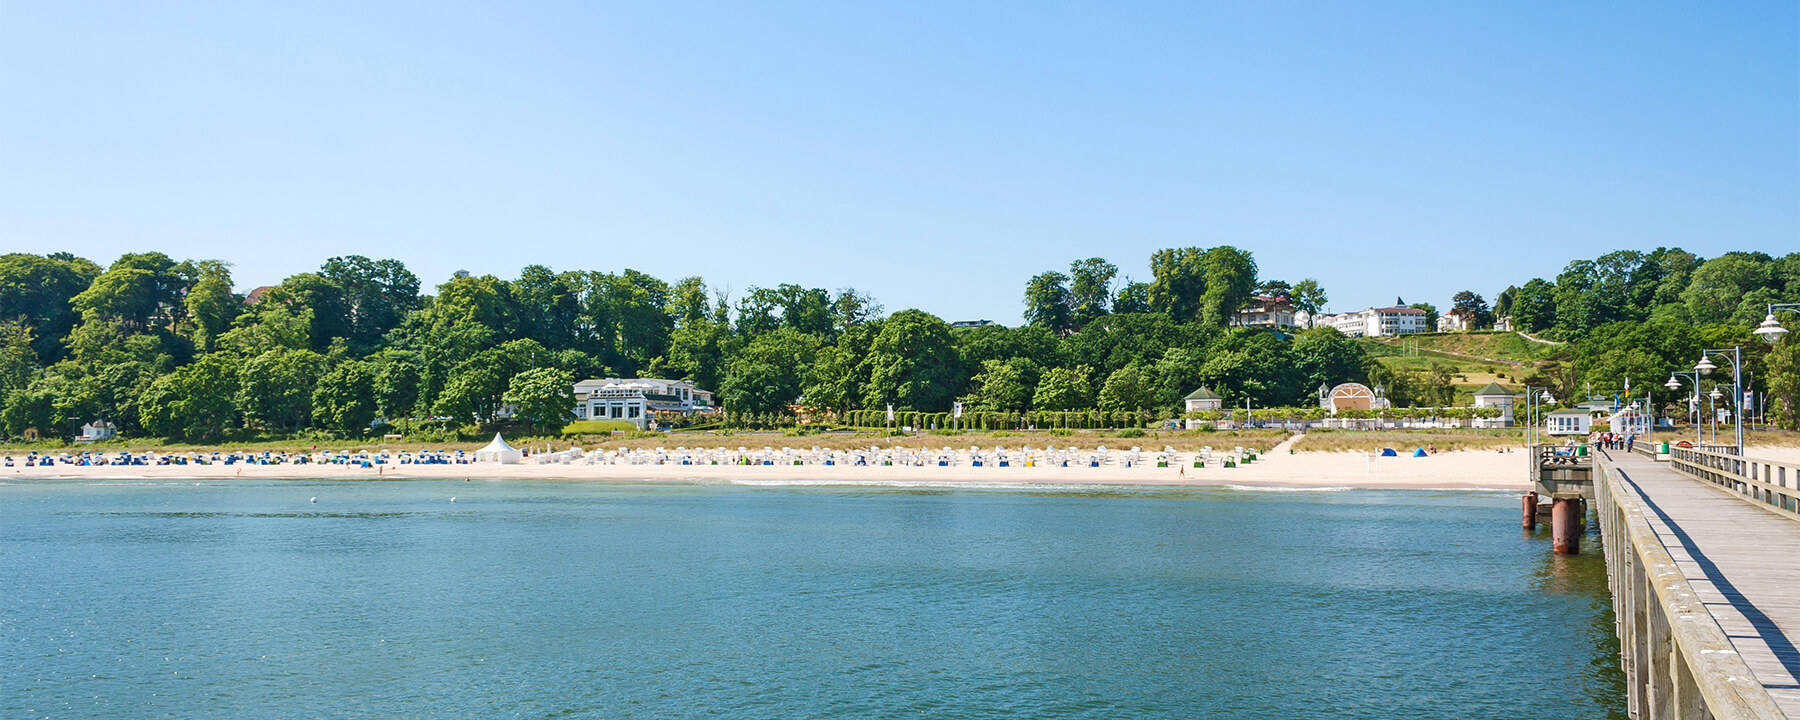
2 1 1795 323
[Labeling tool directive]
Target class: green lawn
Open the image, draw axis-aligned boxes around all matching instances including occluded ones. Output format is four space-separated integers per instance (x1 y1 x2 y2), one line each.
559 420 639 435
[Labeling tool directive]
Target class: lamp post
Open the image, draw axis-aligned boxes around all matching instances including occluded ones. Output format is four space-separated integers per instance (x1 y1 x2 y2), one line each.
1665 371 1702 448
1696 347 1744 456
1707 386 1722 445
1751 303 1800 344
1525 386 1555 449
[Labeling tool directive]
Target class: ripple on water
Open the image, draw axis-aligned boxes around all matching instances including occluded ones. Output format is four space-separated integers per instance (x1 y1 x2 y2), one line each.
0 481 1625 720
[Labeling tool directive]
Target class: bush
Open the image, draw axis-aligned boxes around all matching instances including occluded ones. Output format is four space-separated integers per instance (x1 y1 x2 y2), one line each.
1047 428 1072 437
1115 427 1146 438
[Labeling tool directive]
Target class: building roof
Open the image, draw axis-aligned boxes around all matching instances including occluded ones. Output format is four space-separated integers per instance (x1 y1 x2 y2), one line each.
1371 306 1426 315
1547 408 1591 416
477 433 518 453
1184 387 1222 400
1472 382 1513 397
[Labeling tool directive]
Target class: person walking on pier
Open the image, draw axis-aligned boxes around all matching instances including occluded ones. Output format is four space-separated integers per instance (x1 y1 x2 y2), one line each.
1625 433 1635 454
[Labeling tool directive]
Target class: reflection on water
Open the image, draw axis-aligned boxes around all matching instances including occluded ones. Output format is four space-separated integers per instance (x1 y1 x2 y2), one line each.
3 480 1626 719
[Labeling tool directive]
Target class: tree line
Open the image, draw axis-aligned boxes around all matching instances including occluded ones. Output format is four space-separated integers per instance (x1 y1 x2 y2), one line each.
0 244 1795 442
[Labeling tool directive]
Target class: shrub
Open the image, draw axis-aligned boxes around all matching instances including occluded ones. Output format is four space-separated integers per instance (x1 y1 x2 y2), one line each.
1115 427 1146 438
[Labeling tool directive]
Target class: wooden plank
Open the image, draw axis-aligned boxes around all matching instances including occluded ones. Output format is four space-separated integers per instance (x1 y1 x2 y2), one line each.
1609 452 1800 718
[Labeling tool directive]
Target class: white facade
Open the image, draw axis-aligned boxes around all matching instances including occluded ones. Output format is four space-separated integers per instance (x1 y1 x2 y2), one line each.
1437 309 1472 333
573 378 716 430
1471 383 1515 427
77 420 116 442
1234 296 1300 330
1313 307 1427 337
1545 410 1593 436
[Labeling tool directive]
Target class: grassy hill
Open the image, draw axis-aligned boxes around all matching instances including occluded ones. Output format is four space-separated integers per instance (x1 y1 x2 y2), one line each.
1359 331 1564 403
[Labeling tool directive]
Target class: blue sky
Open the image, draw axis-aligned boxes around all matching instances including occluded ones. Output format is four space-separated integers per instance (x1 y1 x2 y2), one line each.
2 1 1795 323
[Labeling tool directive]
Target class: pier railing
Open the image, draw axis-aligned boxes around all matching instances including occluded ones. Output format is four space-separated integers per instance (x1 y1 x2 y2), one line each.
1594 454 1787 719
1668 447 1800 522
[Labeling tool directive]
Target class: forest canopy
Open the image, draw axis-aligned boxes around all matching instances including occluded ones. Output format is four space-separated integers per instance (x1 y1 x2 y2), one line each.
1 246 1796 441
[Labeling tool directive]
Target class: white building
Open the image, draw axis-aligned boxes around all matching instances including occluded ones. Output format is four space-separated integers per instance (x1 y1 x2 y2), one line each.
1437 308 1473 333
1311 298 1428 337
1471 382 1515 427
573 378 716 430
1545 408 1593 437
1234 296 1300 330
76 420 116 443
1182 387 1224 429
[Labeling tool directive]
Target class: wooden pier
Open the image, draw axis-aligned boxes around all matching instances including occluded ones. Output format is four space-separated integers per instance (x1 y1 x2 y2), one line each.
1589 446 1800 719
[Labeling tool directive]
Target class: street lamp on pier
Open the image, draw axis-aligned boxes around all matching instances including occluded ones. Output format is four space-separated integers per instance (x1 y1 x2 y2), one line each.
1751 303 1800 344
1695 347 1744 456
1525 387 1555 449
1665 371 1703 448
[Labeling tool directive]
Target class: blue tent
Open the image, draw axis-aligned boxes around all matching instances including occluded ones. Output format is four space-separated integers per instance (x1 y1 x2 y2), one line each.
1380 448 1398 457
1413 448 1428 457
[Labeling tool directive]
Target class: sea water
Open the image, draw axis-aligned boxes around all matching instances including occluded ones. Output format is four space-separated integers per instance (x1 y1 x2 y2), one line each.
1 479 1624 719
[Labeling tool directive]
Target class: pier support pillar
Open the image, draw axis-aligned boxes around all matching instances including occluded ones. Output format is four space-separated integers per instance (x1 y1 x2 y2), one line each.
1521 491 1539 529
1552 497 1582 554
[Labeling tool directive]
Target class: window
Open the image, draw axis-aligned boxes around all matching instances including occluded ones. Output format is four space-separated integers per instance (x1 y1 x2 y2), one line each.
628 406 640 419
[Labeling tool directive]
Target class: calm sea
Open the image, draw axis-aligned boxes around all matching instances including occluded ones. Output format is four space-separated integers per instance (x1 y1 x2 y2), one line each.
1 479 1624 719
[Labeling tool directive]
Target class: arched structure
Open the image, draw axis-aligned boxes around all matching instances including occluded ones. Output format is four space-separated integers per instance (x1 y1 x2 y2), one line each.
1318 382 1390 413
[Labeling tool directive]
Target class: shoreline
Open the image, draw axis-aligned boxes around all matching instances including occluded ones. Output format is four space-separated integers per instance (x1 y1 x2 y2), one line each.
0 447 1532 491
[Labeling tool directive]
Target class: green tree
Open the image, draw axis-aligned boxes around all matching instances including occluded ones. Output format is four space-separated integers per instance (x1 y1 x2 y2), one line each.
652 316 734 392
312 361 377 434
1512 278 1558 332
1032 365 1092 411
434 340 551 425
960 358 1034 412
510 264 585 352
503 367 576 432
1112 280 1151 315
1023 271 1073 332
1290 279 1327 327
862 310 961 411
1682 254 1770 325
1199 246 1258 328
1 386 60 439
1290 327 1367 393
321 255 421 353
372 350 425 422
718 328 819 415
1068 258 1117 327
1097 364 1154 412
1768 331 1800 431
183 260 238 353
0 252 102 360
830 288 883 332
0 321 39 397
1147 247 1207 322
1450 291 1491 329
265 272 352 353
139 355 240 441
236 348 327 432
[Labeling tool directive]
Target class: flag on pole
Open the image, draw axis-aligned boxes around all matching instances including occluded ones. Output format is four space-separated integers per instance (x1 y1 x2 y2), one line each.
886 404 894 422
1624 376 1630 395
953 402 964 419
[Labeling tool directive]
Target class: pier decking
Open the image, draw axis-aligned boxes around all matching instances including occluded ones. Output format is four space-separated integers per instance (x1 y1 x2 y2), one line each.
1598 449 1800 718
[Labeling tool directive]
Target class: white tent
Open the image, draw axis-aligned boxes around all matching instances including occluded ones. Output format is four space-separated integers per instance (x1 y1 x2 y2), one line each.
473 433 522 464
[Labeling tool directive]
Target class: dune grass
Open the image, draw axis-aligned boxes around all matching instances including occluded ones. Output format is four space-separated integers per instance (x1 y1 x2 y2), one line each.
1292 428 1526 453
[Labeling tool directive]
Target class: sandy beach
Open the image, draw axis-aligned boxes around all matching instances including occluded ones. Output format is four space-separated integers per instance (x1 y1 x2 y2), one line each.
2 439 1536 491
14 440 1795 491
